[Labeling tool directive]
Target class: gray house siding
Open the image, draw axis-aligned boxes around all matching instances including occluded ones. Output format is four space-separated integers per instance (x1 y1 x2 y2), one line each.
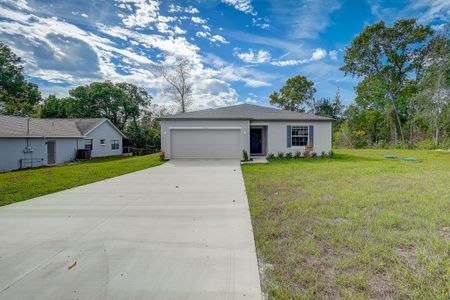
0 138 83 172
252 121 332 155
85 121 123 157
160 120 250 159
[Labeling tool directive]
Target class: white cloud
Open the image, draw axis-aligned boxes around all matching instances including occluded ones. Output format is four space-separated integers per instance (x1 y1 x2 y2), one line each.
2 0 32 11
116 0 160 28
329 50 338 60
270 1 341 39
311 48 327 60
210 34 228 44
235 49 271 64
222 0 257 16
191 16 206 24
369 0 449 23
195 31 228 44
168 4 199 14
272 48 327 66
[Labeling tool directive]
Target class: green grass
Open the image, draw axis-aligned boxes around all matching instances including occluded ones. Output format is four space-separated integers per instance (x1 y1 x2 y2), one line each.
0 154 164 206
242 149 450 299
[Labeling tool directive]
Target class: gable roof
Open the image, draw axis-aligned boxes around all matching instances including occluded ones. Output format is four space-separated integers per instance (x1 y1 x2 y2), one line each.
159 103 333 121
0 115 125 138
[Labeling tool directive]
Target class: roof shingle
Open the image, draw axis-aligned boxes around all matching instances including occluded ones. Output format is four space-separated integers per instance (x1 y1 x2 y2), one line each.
0 115 107 138
159 103 333 121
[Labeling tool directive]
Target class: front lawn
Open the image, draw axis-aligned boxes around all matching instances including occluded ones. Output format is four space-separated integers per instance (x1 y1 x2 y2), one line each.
242 149 449 299
0 154 164 206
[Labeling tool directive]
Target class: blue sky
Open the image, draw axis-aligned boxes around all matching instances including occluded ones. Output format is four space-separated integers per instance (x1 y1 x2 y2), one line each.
0 0 448 110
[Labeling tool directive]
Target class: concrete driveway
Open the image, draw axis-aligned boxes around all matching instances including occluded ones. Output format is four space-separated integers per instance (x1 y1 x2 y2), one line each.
0 160 261 300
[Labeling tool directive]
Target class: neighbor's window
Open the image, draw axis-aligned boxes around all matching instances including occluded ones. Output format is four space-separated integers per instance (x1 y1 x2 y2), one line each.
100 139 106 145
85 139 93 150
291 126 308 146
111 140 119 150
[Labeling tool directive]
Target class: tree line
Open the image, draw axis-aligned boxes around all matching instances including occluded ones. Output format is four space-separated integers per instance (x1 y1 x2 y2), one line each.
269 19 449 149
1 18 448 150
0 42 194 150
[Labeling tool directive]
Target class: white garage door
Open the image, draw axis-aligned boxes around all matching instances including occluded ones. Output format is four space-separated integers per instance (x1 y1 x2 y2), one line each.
171 129 241 159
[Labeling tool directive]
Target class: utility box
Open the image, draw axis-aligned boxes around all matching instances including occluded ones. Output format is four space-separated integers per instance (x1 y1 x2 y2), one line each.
76 149 91 160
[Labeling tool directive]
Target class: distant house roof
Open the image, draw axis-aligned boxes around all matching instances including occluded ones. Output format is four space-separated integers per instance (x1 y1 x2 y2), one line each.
0 115 125 138
159 103 334 121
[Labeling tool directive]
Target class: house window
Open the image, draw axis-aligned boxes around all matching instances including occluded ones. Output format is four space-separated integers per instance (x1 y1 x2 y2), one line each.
111 140 119 150
85 139 93 150
291 126 309 146
100 139 106 145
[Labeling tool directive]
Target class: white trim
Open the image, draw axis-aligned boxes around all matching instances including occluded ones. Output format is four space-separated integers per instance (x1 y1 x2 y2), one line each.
84 119 126 138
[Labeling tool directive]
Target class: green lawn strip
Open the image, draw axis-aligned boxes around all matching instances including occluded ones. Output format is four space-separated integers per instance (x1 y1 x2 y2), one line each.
242 149 450 299
0 154 164 206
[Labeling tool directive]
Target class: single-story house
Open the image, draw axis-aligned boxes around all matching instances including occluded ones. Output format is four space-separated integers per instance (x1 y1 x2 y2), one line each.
0 115 125 172
159 103 333 159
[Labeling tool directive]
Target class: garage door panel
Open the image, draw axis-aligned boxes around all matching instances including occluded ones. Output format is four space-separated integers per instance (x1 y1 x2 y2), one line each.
171 129 241 159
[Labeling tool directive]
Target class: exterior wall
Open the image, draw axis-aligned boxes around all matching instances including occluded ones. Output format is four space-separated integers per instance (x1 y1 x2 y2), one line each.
160 120 250 159
85 122 123 157
0 138 83 172
252 121 332 155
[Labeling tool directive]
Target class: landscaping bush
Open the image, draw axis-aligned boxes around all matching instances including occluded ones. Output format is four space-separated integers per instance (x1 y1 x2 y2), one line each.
294 151 302 158
277 152 284 159
242 149 249 161
285 152 293 159
266 153 275 160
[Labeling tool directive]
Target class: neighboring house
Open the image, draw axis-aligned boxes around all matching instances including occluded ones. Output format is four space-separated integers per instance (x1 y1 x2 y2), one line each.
0 116 125 172
159 103 333 159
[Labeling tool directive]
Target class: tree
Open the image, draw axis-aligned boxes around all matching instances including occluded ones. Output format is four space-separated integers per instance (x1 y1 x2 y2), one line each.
340 19 433 142
68 81 152 130
39 95 71 118
269 75 316 112
413 33 450 146
314 98 334 118
156 57 193 113
0 42 41 116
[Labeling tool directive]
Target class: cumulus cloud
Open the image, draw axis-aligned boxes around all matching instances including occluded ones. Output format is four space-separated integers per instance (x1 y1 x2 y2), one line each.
272 48 327 66
195 31 229 44
191 16 206 24
221 0 256 16
235 49 271 64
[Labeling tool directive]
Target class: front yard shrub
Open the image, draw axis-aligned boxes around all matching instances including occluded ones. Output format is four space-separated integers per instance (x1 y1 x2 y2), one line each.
277 152 285 159
294 151 302 158
285 152 293 159
242 149 249 161
266 153 275 160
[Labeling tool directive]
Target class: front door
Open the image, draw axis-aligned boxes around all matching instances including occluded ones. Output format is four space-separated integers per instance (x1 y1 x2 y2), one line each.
250 128 262 154
47 141 55 164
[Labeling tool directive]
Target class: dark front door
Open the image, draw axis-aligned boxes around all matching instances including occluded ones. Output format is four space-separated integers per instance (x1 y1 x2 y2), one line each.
250 128 262 154
47 141 55 164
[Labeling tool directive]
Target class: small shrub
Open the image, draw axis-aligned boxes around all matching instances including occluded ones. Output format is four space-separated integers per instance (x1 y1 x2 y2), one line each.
374 140 388 149
277 152 284 159
159 150 165 161
285 152 293 159
328 150 334 158
311 152 317 158
321 151 326 157
266 153 275 160
415 139 436 150
294 151 302 158
242 149 249 161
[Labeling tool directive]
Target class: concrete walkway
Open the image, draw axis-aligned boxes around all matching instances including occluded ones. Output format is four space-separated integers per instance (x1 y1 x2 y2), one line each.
0 160 261 300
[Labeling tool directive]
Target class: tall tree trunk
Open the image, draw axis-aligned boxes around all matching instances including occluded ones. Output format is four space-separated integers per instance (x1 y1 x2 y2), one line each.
390 96 404 142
